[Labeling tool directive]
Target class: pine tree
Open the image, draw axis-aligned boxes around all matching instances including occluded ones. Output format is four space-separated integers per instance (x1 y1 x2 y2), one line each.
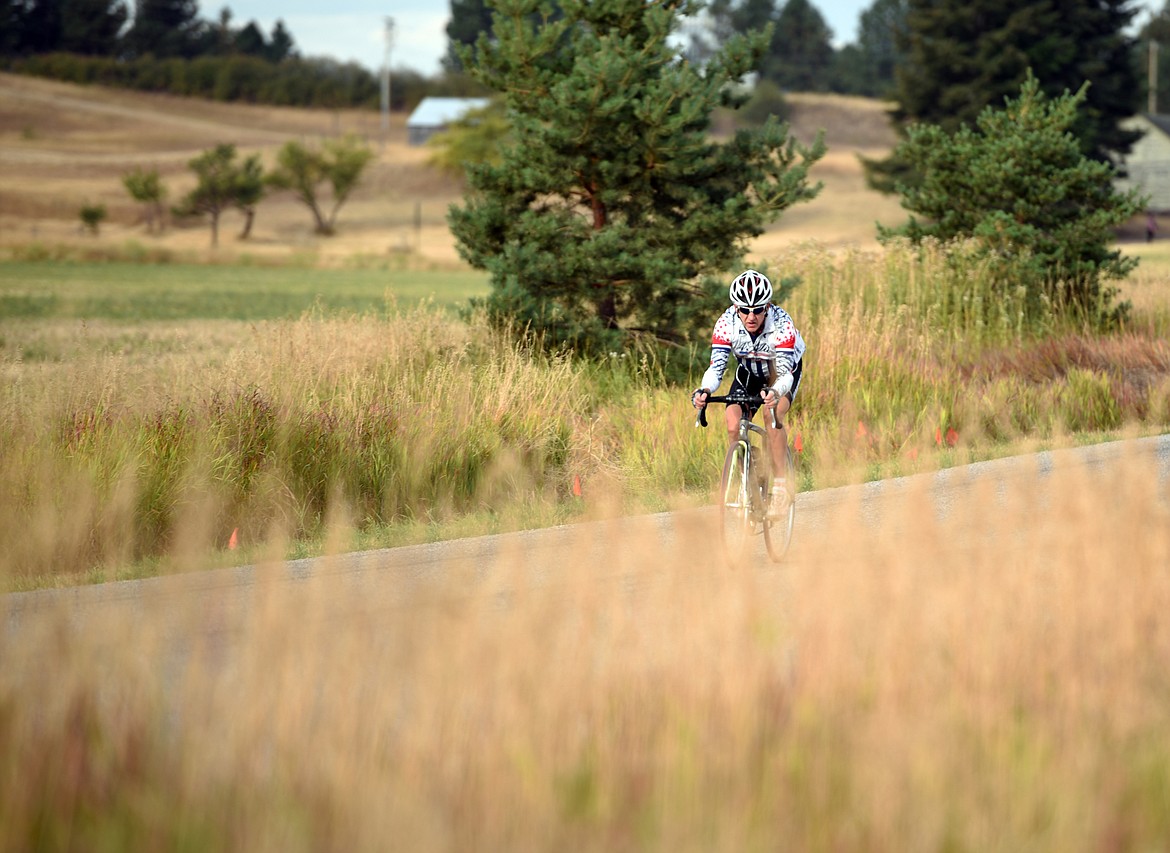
449 0 824 359
879 74 1144 322
267 20 295 62
125 0 206 58
60 0 128 55
833 0 904 97
766 0 834 91
867 0 1142 191
444 0 496 71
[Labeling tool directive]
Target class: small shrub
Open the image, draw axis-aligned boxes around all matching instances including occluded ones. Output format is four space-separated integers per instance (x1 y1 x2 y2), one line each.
79 203 107 235
1060 369 1122 433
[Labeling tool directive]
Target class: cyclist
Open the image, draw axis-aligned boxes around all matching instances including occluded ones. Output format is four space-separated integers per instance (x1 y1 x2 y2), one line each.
691 269 805 510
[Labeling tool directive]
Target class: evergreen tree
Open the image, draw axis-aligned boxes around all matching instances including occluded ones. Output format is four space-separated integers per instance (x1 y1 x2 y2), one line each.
267 20 295 62
708 0 776 46
233 20 266 57
766 0 834 91
880 74 1143 322
126 0 206 58
449 0 825 358
834 0 904 97
0 0 23 55
58 0 128 55
5 0 62 54
703 0 776 75
444 0 495 71
868 0 1142 192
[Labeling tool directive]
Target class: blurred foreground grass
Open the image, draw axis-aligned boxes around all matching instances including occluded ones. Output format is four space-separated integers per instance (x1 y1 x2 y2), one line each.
3 445 1168 851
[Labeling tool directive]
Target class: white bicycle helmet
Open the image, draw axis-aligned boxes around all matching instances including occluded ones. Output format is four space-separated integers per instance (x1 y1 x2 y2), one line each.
729 269 772 308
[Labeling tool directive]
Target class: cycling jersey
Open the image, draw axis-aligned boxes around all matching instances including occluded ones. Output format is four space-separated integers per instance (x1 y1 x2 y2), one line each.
699 304 806 394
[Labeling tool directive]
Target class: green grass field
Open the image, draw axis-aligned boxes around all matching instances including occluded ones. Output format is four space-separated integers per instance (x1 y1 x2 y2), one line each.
0 261 490 321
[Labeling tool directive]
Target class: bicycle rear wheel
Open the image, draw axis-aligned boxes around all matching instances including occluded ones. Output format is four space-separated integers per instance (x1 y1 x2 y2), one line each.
719 440 755 561
763 444 797 562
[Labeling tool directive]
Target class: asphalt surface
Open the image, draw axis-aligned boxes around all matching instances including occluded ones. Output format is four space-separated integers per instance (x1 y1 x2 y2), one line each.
5 434 1169 649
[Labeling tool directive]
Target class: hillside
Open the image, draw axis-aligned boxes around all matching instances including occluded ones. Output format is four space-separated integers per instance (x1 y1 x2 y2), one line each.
0 72 905 267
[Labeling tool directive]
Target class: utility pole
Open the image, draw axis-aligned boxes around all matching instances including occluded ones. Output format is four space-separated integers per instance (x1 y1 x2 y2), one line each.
381 17 396 141
1151 40 1160 114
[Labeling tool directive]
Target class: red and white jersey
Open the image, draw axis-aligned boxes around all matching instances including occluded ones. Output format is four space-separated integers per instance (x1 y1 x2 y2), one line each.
699 304 805 393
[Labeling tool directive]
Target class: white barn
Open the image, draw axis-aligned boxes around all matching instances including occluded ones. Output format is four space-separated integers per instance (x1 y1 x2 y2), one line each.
405 97 491 146
1115 114 1170 213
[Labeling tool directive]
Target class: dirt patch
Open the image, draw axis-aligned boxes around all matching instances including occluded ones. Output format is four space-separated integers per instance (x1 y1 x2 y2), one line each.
785 92 898 152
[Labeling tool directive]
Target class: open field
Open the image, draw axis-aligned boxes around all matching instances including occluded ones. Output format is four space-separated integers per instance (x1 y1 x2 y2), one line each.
0 72 906 266
3 69 1170 853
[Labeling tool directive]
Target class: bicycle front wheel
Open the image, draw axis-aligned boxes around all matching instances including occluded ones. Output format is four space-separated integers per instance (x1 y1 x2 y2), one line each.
719 440 755 562
763 444 797 562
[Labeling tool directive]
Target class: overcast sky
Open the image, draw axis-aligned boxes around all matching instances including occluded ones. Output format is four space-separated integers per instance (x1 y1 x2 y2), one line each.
207 0 880 76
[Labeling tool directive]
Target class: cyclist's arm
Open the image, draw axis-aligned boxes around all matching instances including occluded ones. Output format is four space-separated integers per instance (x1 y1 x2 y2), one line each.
766 312 801 396
698 345 730 394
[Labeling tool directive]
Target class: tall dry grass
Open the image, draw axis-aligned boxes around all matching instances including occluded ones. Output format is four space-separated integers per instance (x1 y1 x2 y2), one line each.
0 308 584 583
3 445 1168 850
2 243 1168 586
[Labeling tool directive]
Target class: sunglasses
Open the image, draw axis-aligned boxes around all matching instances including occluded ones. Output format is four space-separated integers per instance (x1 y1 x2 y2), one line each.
737 306 767 316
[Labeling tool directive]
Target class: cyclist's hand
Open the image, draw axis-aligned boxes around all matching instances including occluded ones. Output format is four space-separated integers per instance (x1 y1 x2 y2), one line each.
691 389 709 409
765 373 794 408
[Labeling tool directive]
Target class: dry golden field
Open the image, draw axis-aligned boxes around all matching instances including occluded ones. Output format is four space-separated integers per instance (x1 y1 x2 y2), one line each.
4 72 1170 853
0 72 905 267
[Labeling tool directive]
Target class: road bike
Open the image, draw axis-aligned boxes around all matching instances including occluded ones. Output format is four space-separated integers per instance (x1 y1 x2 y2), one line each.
696 392 796 562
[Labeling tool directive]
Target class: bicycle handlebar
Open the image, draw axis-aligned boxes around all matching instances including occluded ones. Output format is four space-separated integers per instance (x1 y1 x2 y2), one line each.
695 394 779 430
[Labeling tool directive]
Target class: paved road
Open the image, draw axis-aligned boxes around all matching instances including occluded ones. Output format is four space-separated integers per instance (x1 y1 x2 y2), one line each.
6 434 1169 650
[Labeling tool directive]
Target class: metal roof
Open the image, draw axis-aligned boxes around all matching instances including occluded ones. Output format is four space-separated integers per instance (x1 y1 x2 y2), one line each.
406 97 491 128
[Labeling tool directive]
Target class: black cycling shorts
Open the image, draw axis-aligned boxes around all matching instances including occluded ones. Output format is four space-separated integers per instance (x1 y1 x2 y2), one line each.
729 359 803 420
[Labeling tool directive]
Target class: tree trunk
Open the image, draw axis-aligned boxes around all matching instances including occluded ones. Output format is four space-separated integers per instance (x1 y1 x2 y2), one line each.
238 208 255 240
210 210 219 248
591 188 617 328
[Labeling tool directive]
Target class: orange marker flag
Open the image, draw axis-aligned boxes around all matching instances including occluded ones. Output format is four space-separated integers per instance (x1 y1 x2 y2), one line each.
228 528 239 550
794 432 803 453
572 475 582 497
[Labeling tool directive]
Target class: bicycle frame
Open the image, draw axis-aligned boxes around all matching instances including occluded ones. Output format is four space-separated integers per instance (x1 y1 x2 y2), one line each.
696 391 794 562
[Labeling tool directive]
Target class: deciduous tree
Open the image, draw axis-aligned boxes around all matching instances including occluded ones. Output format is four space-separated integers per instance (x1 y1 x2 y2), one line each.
174 143 261 246
267 135 373 235
122 166 167 233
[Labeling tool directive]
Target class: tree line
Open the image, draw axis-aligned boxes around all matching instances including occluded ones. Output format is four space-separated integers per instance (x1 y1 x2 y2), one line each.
8 0 1167 117
0 0 489 108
